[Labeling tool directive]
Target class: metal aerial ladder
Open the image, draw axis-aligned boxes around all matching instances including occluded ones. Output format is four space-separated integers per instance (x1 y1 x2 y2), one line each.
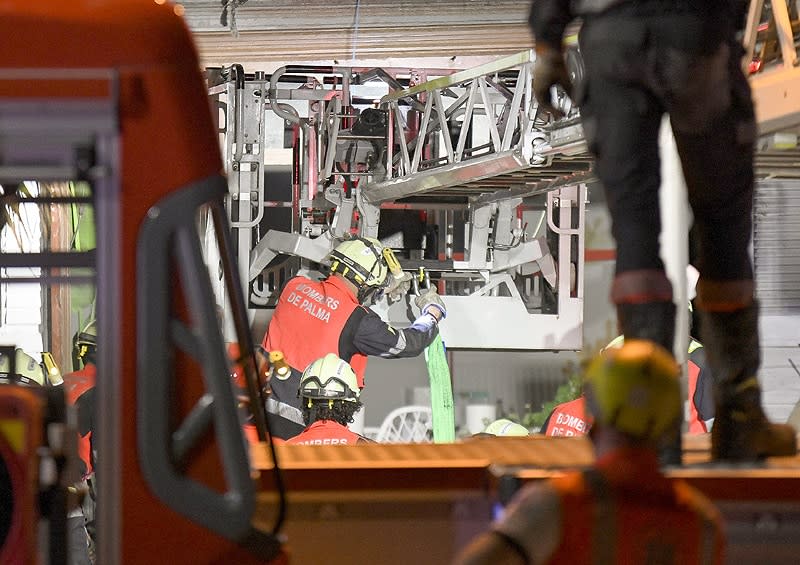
745 0 800 135
359 50 588 350
212 50 589 350
214 0 800 353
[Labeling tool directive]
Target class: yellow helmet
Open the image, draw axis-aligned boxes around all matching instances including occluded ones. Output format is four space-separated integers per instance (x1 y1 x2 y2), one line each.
299 353 360 403
483 418 529 437
583 339 681 443
0 348 45 387
75 319 97 350
328 236 388 302
74 319 97 367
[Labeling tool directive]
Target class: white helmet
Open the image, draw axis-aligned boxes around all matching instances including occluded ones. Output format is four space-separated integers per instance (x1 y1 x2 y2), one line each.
328 236 389 303
483 418 529 437
299 354 360 402
0 348 45 387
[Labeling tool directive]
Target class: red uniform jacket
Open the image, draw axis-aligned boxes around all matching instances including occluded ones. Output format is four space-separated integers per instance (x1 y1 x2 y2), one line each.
687 359 705 433
62 363 96 478
495 447 724 564
264 275 367 384
548 449 722 563
262 274 438 439
284 420 368 445
687 341 714 434
542 397 590 437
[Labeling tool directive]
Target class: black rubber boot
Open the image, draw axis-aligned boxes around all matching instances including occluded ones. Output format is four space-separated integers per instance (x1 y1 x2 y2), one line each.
700 302 797 461
617 301 682 466
616 301 676 353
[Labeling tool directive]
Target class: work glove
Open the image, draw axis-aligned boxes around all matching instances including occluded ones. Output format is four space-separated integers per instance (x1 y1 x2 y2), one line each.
410 312 438 333
384 271 413 303
533 43 571 120
414 287 446 321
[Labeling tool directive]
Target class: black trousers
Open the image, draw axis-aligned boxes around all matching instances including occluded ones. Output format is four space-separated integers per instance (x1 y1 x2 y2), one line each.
577 10 756 288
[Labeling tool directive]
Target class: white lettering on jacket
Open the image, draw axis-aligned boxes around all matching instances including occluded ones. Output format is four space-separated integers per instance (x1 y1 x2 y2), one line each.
551 412 587 436
294 282 339 310
285 286 333 323
294 438 349 445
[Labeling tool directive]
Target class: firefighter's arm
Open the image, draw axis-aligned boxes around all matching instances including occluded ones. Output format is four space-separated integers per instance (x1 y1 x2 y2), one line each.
528 0 574 118
491 482 563 564
528 0 574 50
351 308 439 359
452 531 529 565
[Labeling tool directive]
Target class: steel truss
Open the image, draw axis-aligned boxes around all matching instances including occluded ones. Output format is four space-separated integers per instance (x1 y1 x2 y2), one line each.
209 51 589 350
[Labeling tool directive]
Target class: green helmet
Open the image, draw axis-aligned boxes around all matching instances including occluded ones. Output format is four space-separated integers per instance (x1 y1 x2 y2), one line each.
0 348 45 387
299 353 360 403
328 236 388 302
584 339 681 443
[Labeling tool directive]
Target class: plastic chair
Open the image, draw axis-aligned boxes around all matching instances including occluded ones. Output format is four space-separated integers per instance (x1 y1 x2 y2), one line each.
374 405 433 443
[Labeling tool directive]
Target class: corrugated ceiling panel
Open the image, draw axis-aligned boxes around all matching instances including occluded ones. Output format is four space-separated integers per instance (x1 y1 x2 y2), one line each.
754 179 800 314
179 0 533 65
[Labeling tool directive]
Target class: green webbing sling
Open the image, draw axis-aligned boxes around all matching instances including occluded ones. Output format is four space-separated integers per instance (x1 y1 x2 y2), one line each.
424 333 455 443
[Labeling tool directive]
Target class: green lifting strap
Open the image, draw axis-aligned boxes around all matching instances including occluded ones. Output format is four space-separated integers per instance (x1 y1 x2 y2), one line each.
424 333 455 443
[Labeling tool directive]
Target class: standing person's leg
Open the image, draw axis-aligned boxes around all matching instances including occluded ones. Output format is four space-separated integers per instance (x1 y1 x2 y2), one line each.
671 37 796 460
578 16 675 352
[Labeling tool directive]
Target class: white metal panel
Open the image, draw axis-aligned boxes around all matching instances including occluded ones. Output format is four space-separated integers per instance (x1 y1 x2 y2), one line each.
0 194 44 355
760 347 800 423
754 180 800 423
754 179 800 315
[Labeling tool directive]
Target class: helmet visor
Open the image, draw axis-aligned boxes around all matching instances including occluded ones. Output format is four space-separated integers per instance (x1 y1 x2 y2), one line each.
299 375 359 401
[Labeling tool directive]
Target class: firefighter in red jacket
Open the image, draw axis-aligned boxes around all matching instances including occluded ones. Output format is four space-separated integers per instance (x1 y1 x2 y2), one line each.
284 354 373 445
541 396 590 437
542 335 715 436
1 346 93 564
454 340 724 565
528 0 795 462
263 236 446 439
62 321 97 565
63 321 97 480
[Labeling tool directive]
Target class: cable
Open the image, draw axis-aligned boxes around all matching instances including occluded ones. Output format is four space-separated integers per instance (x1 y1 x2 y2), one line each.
220 0 250 37
351 0 361 61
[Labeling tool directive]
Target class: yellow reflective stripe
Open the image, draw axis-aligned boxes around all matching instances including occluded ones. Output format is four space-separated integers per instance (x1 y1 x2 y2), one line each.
607 335 704 355
0 420 25 453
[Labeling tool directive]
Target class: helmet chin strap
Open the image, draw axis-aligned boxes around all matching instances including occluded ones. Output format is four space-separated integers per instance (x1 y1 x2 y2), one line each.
357 284 379 305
